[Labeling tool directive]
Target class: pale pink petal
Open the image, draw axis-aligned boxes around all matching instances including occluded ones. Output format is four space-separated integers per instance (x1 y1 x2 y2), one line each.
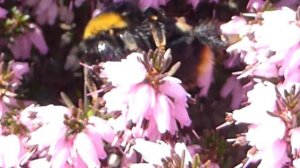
102 53 146 86
160 77 187 103
258 140 289 168
133 139 170 166
174 143 192 165
246 118 286 149
50 138 71 168
290 127 300 155
74 132 100 167
88 116 115 143
153 94 172 134
2 135 20 167
128 84 154 123
103 86 132 112
144 117 160 140
86 125 107 159
173 103 191 127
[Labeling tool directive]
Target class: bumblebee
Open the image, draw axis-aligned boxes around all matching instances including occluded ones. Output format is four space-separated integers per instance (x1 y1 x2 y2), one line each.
81 1 233 94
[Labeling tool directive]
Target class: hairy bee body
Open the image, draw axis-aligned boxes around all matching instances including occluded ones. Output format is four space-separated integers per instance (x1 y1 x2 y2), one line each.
81 1 235 93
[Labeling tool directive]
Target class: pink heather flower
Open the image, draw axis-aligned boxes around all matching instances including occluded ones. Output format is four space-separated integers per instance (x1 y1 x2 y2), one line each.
255 8 300 51
227 81 293 167
9 24 48 59
102 52 191 139
132 139 192 167
25 105 115 167
0 6 7 19
222 7 300 81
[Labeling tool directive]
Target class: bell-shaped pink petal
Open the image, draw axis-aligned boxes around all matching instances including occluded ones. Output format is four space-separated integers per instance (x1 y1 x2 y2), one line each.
50 138 71 168
153 94 173 134
160 77 187 103
173 102 191 127
28 25 48 55
74 132 100 167
128 84 154 123
86 125 107 159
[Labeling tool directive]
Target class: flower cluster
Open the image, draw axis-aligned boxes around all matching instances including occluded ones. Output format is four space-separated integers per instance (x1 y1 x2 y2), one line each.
101 49 191 142
219 3 300 167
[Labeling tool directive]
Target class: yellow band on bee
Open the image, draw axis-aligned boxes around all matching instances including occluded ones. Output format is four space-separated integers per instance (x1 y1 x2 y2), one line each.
83 12 128 39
